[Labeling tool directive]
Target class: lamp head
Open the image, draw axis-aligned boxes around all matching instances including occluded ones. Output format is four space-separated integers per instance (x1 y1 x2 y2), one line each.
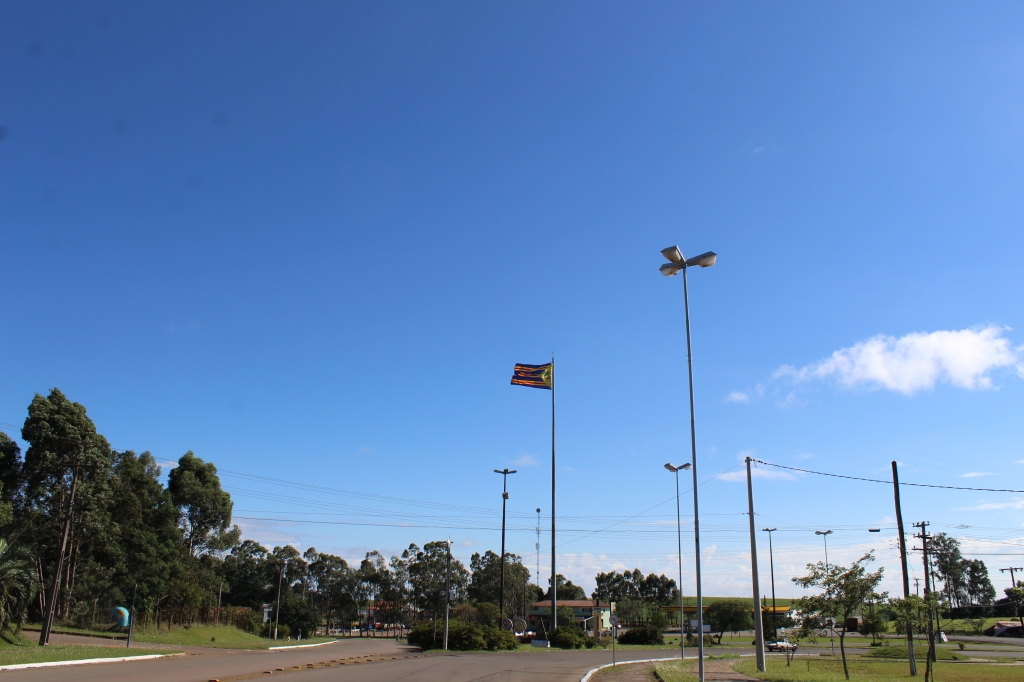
762 528 777 532
661 246 684 264
664 462 691 472
815 530 833 536
685 251 717 268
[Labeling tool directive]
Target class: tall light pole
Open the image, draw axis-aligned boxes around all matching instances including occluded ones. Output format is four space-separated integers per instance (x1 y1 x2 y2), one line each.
660 245 716 682
535 508 541 589
665 461 692 662
494 468 517 626
816 530 834 653
762 528 778 641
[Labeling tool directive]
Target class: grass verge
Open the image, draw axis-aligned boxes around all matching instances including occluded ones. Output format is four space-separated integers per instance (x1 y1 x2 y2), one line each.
0 631 172 666
735 657 1023 681
864 646 967 661
26 623 336 649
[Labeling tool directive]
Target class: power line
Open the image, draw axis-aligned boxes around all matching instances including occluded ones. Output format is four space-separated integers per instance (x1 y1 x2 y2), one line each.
751 459 1024 493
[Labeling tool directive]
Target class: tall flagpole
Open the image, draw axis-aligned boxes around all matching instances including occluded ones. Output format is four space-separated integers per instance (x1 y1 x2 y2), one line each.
550 353 557 632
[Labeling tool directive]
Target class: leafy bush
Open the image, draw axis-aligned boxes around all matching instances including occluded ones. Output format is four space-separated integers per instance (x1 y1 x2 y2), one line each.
618 623 664 645
550 625 586 649
408 620 516 651
584 635 604 649
481 625 519 650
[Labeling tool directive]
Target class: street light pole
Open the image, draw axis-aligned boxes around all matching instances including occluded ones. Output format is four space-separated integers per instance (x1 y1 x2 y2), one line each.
660 245 716 682
816 530 834 654
763 528 778 642
494 468 517 626
665 462 691 663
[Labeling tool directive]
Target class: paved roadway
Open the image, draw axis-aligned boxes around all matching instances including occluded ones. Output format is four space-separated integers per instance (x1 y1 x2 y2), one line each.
5 638 695 682
8 635 1023 682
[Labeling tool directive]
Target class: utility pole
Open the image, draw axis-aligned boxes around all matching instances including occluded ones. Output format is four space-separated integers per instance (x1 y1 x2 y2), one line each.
215 580 223 626
39 466 80 646
913 522 936 681
274 559 287 640
891 461 917 676
443 538 451 651
914 578 920 597
1000 567 1024 631
745 457 766 672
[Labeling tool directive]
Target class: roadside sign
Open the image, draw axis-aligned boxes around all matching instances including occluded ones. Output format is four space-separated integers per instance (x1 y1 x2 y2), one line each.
609 614 618 627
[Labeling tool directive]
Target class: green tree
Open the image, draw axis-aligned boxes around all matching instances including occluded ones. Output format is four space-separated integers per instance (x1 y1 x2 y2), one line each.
469 550 533 617
168 452 236 557
406 541 469 625
0 538 37 633
0 432 22 525
20 389 114 624
544 574 586 600
795 552 886 681
705 599 753 642
106 451 184 612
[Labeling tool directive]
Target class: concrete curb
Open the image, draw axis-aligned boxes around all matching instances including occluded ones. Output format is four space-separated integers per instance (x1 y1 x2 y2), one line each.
0 652 183 671
580 656 677 682
268 639 340 650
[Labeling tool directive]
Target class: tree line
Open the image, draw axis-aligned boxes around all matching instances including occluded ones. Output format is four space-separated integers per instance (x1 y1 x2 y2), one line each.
0 388 685 640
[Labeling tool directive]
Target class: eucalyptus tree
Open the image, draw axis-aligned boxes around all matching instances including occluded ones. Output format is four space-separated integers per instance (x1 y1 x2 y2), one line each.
168 452 237 557
20 388 114 643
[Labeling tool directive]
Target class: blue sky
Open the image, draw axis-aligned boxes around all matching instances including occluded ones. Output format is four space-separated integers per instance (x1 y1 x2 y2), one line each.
3 1 1024 599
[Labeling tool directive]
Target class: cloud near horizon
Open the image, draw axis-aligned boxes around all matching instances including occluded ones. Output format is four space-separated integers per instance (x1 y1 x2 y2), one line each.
730 326 1022 402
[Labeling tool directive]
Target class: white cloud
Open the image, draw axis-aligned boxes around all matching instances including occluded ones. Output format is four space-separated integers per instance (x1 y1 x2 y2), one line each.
726 391 750 404
512 453 538 467
960 472 996 478
774 326 1022 395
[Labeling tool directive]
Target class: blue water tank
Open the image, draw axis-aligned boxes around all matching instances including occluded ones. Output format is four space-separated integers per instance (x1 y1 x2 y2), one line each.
111 607 130 627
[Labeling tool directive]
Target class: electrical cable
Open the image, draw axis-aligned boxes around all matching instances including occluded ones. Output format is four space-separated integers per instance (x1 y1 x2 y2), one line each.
751 459 1024 493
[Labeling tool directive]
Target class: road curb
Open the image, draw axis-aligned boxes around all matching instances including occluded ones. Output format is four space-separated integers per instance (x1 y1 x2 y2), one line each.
268 640 340 650
0 652 183 671
580 656 677 682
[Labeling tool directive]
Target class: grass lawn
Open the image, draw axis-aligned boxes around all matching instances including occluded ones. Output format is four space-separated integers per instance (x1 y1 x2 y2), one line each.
864 646 967 661
27 623 336 649
734 658 1023 682
0 631 172 667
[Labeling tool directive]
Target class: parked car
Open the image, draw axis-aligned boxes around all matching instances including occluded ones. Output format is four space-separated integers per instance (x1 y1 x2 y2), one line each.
765 638 797 652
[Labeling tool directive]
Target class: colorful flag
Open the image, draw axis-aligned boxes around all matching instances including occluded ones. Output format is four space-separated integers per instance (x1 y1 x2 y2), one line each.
511 363 553 389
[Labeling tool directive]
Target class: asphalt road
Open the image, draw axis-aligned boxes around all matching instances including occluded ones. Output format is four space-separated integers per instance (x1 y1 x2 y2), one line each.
6 639 687 682
9 636 1023 681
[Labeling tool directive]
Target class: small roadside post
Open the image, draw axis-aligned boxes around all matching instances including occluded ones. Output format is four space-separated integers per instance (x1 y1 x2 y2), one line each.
610 614 618 666
126 583 137 649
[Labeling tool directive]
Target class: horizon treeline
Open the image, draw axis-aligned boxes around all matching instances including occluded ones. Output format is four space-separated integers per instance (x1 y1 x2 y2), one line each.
0 388 685 637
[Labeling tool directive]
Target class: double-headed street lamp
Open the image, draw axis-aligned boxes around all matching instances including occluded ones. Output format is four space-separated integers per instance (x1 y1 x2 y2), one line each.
665 461 692 662
660 245 716 682
762 528 778 641
495 468 517 626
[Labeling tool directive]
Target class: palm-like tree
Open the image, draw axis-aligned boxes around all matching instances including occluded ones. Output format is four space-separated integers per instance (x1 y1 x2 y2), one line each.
0 539 38 635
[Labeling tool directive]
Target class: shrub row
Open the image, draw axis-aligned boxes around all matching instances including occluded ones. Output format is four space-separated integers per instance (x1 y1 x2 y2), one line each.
407 620 518 651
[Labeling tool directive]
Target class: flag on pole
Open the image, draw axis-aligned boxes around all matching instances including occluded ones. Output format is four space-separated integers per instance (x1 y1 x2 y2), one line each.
511 363 553 389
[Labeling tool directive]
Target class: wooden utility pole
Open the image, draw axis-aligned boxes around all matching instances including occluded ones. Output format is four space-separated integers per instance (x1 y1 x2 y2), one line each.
891 461 917 676
914 522 936 682
1000 567 1024 631
39 467 80 646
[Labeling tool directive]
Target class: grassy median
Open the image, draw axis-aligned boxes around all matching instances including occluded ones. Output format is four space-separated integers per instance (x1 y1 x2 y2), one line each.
0 632 173 667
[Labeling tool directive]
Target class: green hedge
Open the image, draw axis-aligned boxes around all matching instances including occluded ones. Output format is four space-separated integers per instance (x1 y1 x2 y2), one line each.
618 624 664 645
